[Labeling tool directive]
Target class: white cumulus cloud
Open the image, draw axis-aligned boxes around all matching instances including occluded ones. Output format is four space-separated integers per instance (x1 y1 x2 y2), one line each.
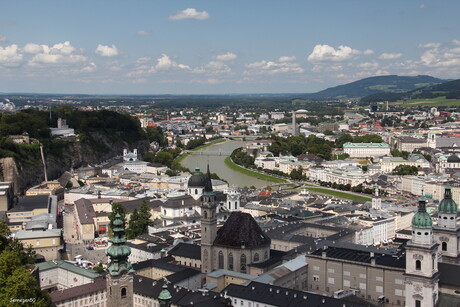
155 54 190 71
0 36 6 42
420 45 460 67
29 41 87 65
95 44 119 57
419 42 441 49
307 44 362 62
0 44 23 67
453 40 460 46
169 8 210 21
137 30 149 36
215 52 237 61
245 58 304 75
358 62 379 70
22 43 46 54
379 52 403 60
278 56 296 62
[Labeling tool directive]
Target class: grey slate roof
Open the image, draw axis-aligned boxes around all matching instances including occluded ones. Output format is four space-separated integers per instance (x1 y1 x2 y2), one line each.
213 212 271 249
223 281 368 307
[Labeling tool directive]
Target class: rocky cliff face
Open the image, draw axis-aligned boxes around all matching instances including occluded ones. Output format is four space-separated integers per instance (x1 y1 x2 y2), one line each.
0 134 149 194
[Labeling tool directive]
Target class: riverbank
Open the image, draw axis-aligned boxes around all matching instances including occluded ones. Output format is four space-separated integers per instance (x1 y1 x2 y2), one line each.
306 187 372 202
190 138 227 151
173 139 227 170
224 157 287 184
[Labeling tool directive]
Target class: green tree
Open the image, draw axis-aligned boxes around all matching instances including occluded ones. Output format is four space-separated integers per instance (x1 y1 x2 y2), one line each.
142 152 155 163
153 151 174 167
108 203 126 237
146 126 167 147
126 201 151 239
0 222 51 307
290 167 304 180
392 165 419 175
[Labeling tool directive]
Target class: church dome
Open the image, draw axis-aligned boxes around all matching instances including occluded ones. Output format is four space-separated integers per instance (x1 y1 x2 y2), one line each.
188 168 207 187
412 197 433 229
439 186 458 214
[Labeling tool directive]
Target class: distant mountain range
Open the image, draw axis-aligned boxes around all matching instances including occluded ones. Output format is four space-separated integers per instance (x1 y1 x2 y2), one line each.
305 75 447 99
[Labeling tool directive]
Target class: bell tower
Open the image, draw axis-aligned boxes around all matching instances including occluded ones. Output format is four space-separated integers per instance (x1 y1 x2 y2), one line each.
201 165 217 276
433 186 460 263
404 197 439 307
106 213 135 307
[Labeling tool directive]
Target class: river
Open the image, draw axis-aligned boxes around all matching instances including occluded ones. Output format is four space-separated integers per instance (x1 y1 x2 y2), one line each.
181 140 271 188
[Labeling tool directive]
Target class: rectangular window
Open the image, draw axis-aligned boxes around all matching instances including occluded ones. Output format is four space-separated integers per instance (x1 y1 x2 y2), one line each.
395 279 404 285
359 273 366 279
313 275 320 281
344 271 350 276
359 283 366 290
395 289 404 296
327 268 335 273
328 277 335 285
344 280 350 287
376 286 383 293
376 276 383 282
416 300 421 307
313 266 320 271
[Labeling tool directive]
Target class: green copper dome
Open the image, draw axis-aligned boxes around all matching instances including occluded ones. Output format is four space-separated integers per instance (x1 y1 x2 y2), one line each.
158 283 172 301
439 186 458 214
412 197 433 229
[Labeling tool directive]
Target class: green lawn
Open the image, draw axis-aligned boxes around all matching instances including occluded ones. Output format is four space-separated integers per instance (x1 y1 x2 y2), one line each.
391 96 460 107
224 157 287 183
306 187 371 202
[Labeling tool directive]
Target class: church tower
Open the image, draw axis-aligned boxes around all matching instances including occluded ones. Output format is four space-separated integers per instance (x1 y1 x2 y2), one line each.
434 186 460 263
201 165 218 276
225 187 241 212
405 197 439 307
106 213 135 307
427 132 436 149
371 185 382 210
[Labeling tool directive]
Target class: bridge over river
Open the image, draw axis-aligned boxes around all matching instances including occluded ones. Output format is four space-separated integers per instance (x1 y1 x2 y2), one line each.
181 140 271 188
186 150 234 156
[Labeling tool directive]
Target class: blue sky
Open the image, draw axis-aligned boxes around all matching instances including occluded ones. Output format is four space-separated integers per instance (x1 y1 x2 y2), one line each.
1 1 459 94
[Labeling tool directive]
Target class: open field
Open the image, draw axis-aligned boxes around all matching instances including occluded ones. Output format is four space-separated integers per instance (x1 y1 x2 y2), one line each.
306 187 372 202
224 157 287 183
391 97 460 107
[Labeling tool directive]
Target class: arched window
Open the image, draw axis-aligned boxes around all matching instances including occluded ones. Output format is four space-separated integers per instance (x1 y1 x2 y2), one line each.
234 202 237 210
204 211 208 219
195 189 198 194
218 251 224 269
415 260 421 270
228 253 233 270
121 287 127 298
241 254 247 273
254 253 260 262
442 242 448 251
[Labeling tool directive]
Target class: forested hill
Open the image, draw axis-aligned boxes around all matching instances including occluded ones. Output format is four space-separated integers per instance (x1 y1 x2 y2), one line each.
361 78 460 103
0 108 149 192
305 75 446 99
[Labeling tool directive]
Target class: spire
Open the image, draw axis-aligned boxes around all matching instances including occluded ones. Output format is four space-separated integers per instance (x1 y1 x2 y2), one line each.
204 164 213 193
106 213 135 276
